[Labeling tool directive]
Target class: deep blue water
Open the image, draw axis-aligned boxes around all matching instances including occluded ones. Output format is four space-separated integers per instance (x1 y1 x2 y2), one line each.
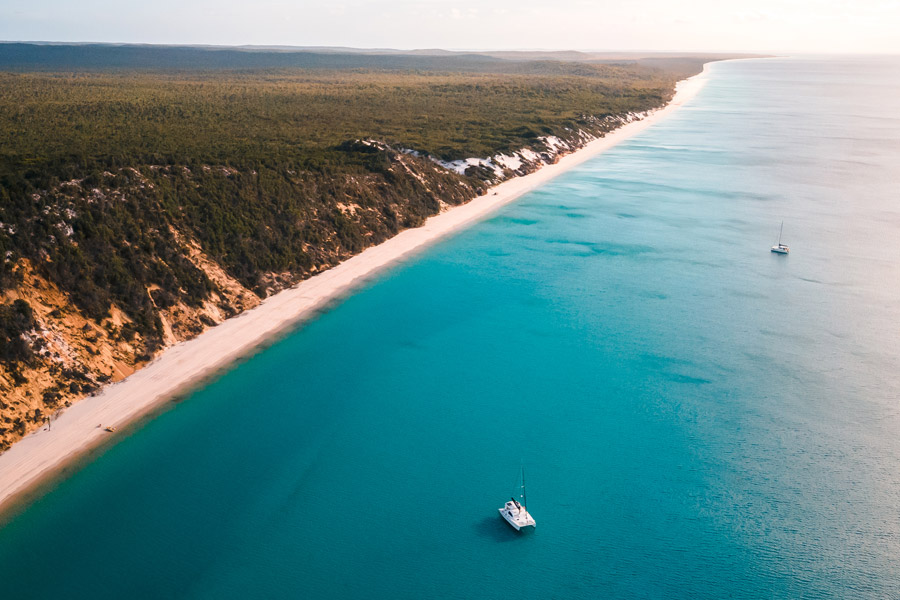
2 57 900 599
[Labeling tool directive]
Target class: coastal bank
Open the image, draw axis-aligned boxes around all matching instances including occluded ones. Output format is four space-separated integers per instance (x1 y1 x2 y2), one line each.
0 64 712 516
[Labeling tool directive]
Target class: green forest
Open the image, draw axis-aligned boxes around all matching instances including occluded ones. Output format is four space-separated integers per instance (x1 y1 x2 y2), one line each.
0 44 708 387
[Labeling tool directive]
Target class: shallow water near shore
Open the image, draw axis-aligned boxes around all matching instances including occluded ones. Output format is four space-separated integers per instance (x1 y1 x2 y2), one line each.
2 57 900 598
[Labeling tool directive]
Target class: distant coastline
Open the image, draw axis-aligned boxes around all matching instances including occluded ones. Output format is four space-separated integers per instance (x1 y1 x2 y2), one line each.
0 62 713 517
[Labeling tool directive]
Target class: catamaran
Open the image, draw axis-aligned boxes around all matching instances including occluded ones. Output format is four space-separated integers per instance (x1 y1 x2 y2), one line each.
771 221 789 254
499 468 536 531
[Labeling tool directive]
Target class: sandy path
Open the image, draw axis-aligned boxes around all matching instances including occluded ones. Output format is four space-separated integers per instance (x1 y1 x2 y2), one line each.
0 64 711 513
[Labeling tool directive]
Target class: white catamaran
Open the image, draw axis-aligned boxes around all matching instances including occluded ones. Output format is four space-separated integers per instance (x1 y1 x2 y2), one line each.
771 221 790 254
499 468 536 531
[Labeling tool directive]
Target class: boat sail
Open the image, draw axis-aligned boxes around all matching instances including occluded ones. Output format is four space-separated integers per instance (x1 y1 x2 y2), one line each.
771 221 790 254
499 467 536 531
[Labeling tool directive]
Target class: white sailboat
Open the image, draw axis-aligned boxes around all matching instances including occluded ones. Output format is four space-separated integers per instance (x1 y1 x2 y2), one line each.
771 221 790 254
499 467 536 531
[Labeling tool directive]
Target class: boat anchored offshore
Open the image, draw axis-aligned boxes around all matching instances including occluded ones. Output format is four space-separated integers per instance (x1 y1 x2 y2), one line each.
499 468 536 531
771 221 789 254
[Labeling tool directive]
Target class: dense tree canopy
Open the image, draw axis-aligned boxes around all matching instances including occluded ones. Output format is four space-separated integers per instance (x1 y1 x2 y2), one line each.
0 46 703 356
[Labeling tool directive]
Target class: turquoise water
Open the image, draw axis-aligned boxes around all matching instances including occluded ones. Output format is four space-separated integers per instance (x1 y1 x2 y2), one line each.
2 57 900 598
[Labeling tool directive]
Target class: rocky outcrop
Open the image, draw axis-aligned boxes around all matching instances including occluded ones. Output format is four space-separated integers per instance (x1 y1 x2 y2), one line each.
429 110 653 183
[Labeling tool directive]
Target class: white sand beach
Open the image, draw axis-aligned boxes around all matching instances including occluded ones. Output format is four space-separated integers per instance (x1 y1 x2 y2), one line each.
0 65 711 513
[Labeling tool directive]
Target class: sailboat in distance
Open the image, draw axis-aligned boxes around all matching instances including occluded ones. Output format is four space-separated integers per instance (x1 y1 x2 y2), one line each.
499 467 536 531
771 221 790 254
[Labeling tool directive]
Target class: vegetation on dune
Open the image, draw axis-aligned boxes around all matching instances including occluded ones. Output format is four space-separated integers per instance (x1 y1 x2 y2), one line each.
0 299 35 366
0 65 680 172
0 45 710 449
0 62 687 326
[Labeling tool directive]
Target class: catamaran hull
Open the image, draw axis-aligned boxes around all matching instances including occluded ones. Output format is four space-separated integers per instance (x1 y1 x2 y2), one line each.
499 507 536 531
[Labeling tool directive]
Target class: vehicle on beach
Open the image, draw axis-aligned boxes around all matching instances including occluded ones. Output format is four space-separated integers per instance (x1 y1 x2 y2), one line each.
499 468 536 531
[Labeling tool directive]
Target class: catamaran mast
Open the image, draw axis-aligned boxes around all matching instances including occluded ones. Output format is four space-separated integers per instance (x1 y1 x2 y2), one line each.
778 221 784 245
522 467 527 511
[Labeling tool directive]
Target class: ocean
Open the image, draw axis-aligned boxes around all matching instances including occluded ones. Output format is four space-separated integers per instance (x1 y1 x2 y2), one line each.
1 56 899 599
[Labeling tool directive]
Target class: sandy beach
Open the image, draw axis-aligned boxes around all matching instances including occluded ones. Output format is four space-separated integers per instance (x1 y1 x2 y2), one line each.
0 64 711 514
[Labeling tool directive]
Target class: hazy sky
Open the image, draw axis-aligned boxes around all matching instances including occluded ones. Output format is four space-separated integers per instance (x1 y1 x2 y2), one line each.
2 0 899 54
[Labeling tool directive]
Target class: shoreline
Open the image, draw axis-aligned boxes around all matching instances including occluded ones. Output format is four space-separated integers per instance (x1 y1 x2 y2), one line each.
0 63 712 516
